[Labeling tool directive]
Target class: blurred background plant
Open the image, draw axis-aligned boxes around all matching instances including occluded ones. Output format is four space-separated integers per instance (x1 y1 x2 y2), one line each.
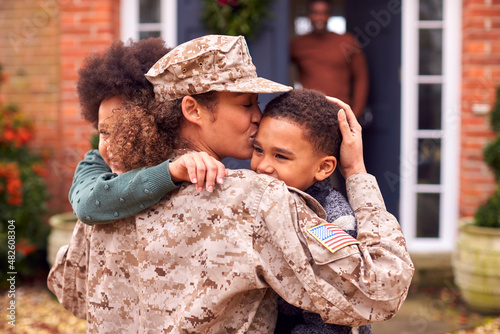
475 86 500 228
0 64 50 287
201 0 273 40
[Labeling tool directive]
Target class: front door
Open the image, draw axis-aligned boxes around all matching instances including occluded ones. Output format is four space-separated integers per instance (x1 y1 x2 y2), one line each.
345 0 402 218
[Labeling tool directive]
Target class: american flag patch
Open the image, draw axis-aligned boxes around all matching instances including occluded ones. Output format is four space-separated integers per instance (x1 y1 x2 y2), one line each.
307 223 359 253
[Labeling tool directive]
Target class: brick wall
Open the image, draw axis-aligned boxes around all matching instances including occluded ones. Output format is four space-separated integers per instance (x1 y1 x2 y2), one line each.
460 0 500 218
0 0 61 212
57 0 120 213
0 0 120 215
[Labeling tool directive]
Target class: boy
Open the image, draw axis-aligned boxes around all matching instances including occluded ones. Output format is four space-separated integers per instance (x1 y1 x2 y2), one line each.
254 89 372 333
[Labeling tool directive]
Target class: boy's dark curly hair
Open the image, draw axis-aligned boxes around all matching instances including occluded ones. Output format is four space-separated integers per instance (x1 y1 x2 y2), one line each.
263 89 341 158
77 37 171 128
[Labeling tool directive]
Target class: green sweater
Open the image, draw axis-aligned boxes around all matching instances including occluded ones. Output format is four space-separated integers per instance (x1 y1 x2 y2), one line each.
69 150 178 224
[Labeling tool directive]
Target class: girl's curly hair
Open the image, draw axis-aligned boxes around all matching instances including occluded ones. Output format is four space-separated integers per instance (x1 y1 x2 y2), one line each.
77 38 171 128
106 91 219 172
105 90 182 171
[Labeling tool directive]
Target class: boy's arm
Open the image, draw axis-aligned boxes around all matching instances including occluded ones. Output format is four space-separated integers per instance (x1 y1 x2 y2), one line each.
69 150 177 224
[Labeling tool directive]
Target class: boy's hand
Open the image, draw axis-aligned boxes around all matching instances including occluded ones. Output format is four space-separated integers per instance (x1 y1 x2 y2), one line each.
326 96 367 179
169 152 228 193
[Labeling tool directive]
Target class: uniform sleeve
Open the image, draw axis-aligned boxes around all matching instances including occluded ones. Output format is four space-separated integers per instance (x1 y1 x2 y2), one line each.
69 150 178 225
253 173 414 326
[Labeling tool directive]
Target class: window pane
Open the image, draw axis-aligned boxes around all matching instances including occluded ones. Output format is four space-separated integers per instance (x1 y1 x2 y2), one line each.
139 30 161 40
419 0 443 21
140 0 161 23
418 138 441 184
419 29 442 75
418 84 442 130
416 193 440 238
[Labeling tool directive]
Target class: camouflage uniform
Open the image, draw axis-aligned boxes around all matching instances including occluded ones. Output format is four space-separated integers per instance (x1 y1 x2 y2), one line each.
86 162 414 333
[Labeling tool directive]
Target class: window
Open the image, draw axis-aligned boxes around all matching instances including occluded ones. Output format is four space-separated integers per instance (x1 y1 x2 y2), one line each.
120 0 177 47
401 0 461 252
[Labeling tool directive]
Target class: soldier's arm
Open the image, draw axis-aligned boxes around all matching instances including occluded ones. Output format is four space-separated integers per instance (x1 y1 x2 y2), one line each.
254 175 414 326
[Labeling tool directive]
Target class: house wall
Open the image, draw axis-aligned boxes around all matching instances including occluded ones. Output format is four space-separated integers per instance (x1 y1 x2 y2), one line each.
57 0 120 213
0 0 120 215
0 1 61 212
460 0 500 218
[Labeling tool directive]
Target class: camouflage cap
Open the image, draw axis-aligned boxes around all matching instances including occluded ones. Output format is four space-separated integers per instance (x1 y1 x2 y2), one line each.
145 35 292 101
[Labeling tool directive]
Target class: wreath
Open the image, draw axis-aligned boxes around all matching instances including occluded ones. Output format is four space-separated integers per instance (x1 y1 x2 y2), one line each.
201 0 273 40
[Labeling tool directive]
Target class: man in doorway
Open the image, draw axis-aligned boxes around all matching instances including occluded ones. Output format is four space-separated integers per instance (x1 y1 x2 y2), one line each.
291 0 370 196
291 0 369 119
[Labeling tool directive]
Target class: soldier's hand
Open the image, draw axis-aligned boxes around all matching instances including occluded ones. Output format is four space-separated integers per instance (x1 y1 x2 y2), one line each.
326 96 367 179
169 152 228 192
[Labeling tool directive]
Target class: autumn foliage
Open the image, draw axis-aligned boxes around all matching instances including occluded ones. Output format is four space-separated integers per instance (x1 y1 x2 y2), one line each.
0 65 50 285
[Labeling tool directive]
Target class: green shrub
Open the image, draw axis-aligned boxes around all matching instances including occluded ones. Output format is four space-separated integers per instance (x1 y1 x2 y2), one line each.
201 0 273 40
475 86 500 228
0 65 50 286
475 191 500 228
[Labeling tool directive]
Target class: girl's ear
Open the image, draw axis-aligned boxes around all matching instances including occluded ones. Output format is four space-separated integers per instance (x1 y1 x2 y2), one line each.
181 96 203 125
314 156 337 182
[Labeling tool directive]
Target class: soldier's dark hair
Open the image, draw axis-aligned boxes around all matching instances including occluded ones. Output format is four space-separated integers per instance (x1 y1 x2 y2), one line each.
263 89 341 158
76 38 171 128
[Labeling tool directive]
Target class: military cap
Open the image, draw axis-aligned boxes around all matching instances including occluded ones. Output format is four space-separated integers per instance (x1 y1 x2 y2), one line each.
145 35 292 101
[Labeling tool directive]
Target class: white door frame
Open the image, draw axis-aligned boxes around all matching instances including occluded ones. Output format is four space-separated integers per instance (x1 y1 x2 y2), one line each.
120 0 177 47
400 0 462 253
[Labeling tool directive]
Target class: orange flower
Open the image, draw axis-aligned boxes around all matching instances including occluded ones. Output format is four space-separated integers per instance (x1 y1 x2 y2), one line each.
0 162 17 177
7 177 22 194
3 127 16 142
17 126 33 144
16 238 37 257
32 163 48 177
0 162 23 205
7 195 22 206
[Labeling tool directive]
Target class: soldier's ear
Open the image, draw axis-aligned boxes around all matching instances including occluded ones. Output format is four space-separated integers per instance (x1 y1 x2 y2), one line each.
314 156 337 182
181 96 203 126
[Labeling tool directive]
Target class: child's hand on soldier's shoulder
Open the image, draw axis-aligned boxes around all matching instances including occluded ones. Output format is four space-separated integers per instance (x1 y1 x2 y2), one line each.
169 152 228 193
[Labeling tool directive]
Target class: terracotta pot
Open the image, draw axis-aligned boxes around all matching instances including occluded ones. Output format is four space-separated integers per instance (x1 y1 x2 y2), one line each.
452 220 500 314
47 212 77 266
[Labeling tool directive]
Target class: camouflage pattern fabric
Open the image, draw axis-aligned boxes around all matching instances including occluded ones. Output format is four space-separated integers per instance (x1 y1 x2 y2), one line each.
145 35 292 101
84 154 414 333
47 220 91 320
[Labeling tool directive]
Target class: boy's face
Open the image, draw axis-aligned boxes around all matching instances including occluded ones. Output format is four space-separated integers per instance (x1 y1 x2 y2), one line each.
98 96 124 174
251 116 328 191
200 92 261 160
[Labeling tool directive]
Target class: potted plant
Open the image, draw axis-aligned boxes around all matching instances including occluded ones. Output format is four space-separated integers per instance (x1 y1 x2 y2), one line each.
453 86 500 314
